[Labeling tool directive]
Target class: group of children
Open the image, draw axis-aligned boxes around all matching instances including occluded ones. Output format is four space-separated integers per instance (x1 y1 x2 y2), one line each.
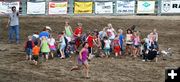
24 22 159 78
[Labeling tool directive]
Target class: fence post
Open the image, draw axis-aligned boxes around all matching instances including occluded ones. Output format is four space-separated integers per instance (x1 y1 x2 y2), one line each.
68 0 74 15
158 0 162 16
21 0 27 16
45 0 49 15
113 0 116 16
0 16 1 41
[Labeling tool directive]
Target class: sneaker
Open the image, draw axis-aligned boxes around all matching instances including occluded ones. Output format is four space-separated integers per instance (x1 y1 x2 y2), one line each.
142 60 146 62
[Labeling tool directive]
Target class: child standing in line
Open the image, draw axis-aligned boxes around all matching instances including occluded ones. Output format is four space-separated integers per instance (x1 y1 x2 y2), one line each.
112 35 121 57
71 42 90 78
24 35 34 61
103 36 111 58
32 42 40 65
40 37 50 60
118 29 125 55
133 31 141 58
125 29 133 56
48 35 56 58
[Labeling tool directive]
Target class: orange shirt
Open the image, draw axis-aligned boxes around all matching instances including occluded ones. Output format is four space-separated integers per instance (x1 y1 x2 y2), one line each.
32 46 40 55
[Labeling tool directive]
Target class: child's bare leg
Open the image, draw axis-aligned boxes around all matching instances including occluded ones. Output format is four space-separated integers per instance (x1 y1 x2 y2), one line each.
35 61 38 65
60 50 65 58
51 52 54 58
83 64 89 78
115 52 118 57
46 54 49 60
29 55 32 61
71 66 80 71
125 46 129 55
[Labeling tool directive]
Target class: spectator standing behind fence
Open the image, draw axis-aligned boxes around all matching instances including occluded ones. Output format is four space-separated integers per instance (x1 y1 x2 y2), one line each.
1 6 20 44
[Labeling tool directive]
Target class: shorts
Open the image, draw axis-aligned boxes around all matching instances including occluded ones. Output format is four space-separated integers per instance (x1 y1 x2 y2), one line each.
88 47 92 54
114 46 121 53
49 45 56 51
60 45 66 50
42 52 49 56
126 44 133 46
26 48 32 56
134 45 140 48
33 55 39 61
104 48 110 53
78 59 88 65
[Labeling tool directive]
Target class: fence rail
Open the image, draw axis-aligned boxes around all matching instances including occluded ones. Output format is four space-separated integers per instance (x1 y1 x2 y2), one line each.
0 0 180 16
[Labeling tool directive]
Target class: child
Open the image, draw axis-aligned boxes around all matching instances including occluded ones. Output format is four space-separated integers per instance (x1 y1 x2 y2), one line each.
133 31 141 58
118 29 125 55
64 21 73 38
40 37 50 60
71 42 90 78
112 35 121 57
24 35 34 61
48 35 56 58
74 23 83 49
86 32 97 60
103 36 111 58
125 29 133 56
58 32 66 59
153 28 158 42
32 42 40 65
32 32 39 44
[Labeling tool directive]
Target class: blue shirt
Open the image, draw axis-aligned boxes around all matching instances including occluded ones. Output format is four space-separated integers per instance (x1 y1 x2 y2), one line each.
119 34 124 47
39 31 49 39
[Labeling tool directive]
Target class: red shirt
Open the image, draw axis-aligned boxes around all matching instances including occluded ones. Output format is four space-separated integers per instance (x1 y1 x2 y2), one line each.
74 27 82 36
87 35 94 47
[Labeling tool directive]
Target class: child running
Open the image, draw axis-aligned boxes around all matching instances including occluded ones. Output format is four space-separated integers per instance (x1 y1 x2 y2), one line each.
24 35 34 61
32 42 40 65
58 32 66 59
48 35 56 58
40 37 50 60
71 42 90 78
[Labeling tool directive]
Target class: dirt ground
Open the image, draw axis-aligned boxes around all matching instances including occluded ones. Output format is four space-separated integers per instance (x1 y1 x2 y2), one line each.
0 16 180 82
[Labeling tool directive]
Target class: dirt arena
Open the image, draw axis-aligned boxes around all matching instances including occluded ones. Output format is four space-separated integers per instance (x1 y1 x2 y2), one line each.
0 16 180 82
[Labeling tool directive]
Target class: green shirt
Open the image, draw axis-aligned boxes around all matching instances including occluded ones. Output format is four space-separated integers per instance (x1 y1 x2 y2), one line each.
65 26 72 37
41 40 50 53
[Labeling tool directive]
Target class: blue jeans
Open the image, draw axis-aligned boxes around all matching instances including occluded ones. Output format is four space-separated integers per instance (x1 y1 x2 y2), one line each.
8 25 19 43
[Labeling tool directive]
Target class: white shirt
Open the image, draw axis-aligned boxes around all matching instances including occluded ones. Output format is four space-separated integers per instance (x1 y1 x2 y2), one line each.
9 12 19 26
104 39 111 48
48 38 55 46
107 28 115 40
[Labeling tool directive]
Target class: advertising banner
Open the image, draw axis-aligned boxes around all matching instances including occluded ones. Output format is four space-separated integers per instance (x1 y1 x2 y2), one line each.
49 2 68 14
74 2 93 14
161 0 180 13
137 1 155 14
116 0 135 14
95 2 113 14
27 2 46 14
0 2 20 13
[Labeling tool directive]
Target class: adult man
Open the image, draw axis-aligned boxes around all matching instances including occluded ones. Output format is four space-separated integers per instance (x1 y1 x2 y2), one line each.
1 6 20 44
